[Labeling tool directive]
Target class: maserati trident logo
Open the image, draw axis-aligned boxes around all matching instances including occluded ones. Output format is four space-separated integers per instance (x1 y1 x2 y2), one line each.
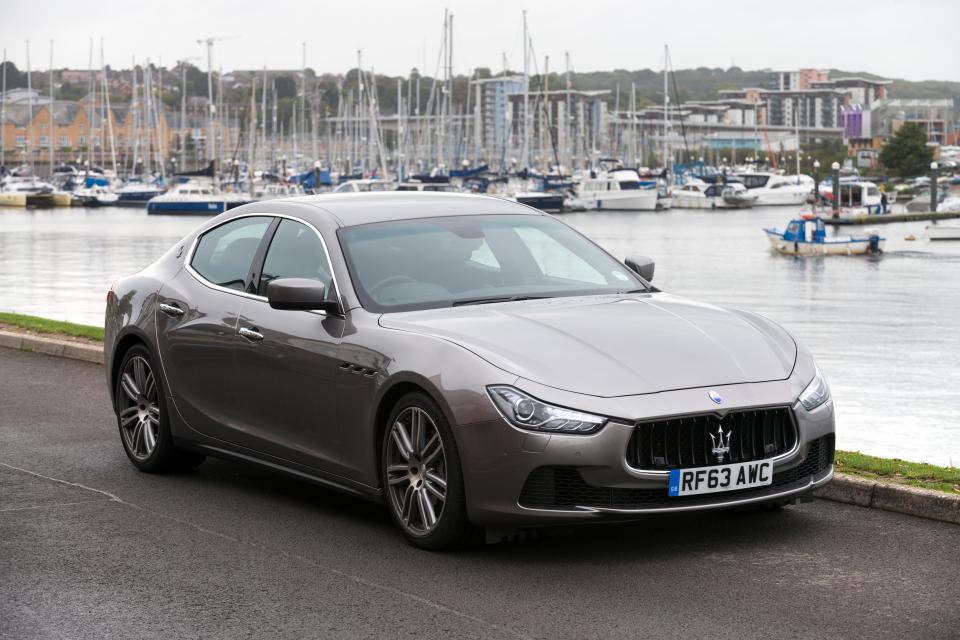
710 425 732 463
708 390 723 405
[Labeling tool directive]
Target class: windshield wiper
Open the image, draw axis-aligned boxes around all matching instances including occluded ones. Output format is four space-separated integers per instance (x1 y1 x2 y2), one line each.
452 295 551 307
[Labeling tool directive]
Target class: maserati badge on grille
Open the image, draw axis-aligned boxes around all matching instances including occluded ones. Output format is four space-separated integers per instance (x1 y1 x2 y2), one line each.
708 390 722 405
710 426 732 462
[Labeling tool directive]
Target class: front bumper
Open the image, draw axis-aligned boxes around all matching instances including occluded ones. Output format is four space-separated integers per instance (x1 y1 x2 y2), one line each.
456 380 835 526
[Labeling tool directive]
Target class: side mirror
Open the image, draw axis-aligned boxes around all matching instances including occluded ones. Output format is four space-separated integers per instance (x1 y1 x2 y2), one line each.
624 256 655 282
266 278 340 314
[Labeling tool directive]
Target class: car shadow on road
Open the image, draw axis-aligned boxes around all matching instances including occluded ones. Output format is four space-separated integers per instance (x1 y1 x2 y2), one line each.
162 455 831 563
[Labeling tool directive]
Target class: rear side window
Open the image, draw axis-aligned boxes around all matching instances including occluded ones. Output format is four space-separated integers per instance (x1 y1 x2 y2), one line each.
258 219 332 296
191 216 271 291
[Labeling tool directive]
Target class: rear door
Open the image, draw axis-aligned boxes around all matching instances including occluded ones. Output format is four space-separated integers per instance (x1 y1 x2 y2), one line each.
156 215 275 440
227 217 347 473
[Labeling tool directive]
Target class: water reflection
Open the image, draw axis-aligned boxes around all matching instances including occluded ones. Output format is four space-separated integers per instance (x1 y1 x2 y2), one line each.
1 204 958 466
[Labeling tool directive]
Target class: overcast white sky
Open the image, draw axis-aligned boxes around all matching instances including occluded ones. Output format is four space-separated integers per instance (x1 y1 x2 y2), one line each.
2 0 958 81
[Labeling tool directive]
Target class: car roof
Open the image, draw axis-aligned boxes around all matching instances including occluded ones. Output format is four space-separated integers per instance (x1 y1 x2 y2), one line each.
278 192 545 227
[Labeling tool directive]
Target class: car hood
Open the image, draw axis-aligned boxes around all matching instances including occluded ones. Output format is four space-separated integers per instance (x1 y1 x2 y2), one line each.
379 294 797 397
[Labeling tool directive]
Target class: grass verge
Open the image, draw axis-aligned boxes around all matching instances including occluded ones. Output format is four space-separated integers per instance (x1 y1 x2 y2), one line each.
0 312 104 342
836 450 960 494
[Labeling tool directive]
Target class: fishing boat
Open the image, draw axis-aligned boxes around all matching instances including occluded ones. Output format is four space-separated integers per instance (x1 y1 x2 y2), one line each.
575 168 659 211
146 182 248 215
738 172 811 206
764 217 885 255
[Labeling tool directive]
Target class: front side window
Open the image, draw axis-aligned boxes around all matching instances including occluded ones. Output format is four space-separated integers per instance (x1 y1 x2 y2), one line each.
258 219 333 296
191 216 271 291
339 214 646 313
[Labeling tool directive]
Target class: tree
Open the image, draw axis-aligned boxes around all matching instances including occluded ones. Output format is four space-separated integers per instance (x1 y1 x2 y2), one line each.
880 122 933 177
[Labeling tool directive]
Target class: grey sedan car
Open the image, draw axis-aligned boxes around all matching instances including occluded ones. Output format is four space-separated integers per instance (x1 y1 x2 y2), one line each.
105 192 835 549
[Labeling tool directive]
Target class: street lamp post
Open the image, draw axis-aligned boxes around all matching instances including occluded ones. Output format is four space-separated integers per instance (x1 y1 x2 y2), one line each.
813 160 820 209
930 162 939 212
831 161 840 217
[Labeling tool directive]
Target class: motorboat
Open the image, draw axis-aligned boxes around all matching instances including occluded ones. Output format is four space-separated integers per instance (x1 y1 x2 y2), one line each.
738 172 811 206
764 217 884 255
672 180 757 209
0 174 57 206
332 179 396 193
115 180 167 205
721 183 758 208
73 184 119 207
513 191 565 213
926 224 960 240
818 179 884 215
146 181 249 215
575 168 659 211
935 196 960 214
253 182 306 201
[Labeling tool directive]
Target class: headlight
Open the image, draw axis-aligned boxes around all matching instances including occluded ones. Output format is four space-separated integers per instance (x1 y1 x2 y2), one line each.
487 386 608 434
799 366 830 411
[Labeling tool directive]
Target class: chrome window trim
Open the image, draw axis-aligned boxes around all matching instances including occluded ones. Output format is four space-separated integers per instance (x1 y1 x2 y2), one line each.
184 212 344 314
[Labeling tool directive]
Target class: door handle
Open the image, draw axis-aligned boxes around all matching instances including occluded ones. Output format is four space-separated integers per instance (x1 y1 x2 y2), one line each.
238 327 264 342
159 303 185 317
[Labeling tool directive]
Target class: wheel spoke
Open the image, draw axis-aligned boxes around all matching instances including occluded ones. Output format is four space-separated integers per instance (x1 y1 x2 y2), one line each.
120 373 140 402
130 421 144 455
425 471 446 489
391 421 414 460
132 358 146 394
399 485 414 524
144 371 156 401
386 464 408 485
119 406 139 427
412 408 426 454
421 433 442 465
144 422 156 451
424 480 446 502
418 489 436 528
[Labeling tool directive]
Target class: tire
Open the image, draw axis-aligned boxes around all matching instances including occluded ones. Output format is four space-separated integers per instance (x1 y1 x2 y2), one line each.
114 344 205 473
380 392 479 550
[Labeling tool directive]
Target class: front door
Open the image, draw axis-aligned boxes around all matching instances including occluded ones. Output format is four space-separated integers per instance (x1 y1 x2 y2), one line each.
228 218 347 473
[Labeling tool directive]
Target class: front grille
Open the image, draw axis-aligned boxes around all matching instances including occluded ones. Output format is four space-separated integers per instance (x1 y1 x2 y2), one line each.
519 434 834 510
626 406 798 471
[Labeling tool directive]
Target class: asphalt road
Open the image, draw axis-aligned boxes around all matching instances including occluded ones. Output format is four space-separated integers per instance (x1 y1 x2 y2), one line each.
1 347 958 640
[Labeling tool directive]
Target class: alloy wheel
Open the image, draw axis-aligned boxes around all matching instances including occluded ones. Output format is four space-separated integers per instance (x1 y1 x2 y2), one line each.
117 355 160 461
385 406 448 535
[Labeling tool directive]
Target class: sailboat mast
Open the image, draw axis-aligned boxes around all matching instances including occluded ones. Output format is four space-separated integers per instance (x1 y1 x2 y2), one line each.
101 39 116 175
25 39 33 175
1 48 6 167
521 10 529 169
49 40 54 177
662 44 669 182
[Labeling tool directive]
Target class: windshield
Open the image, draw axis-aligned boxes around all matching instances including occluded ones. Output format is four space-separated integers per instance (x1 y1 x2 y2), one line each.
338 214 648 312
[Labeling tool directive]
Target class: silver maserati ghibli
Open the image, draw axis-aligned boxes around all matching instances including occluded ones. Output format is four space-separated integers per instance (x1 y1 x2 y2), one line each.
105 192 835 548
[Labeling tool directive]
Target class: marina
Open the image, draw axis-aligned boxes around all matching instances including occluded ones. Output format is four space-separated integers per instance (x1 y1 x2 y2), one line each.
1 202 958 467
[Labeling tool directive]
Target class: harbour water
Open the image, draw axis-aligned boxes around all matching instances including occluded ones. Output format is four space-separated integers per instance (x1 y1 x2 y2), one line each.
1 204 958 466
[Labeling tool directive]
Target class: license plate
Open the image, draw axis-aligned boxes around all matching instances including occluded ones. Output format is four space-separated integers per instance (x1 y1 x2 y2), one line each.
668 460 773 497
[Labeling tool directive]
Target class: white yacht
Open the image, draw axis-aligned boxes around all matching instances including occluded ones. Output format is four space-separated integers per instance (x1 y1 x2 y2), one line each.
0 174 57 206
332 179 396 194
147 181 249 215
253 183 306 201
73 184 119 207
738 172 811 206
671 181 757 209
575 168 658 211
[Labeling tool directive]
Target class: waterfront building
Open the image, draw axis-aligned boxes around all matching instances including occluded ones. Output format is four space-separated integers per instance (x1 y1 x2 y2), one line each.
867 98 954 144
470 75 527 164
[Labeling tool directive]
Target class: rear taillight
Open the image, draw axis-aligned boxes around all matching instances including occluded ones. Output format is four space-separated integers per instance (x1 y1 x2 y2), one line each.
106 280 117 303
